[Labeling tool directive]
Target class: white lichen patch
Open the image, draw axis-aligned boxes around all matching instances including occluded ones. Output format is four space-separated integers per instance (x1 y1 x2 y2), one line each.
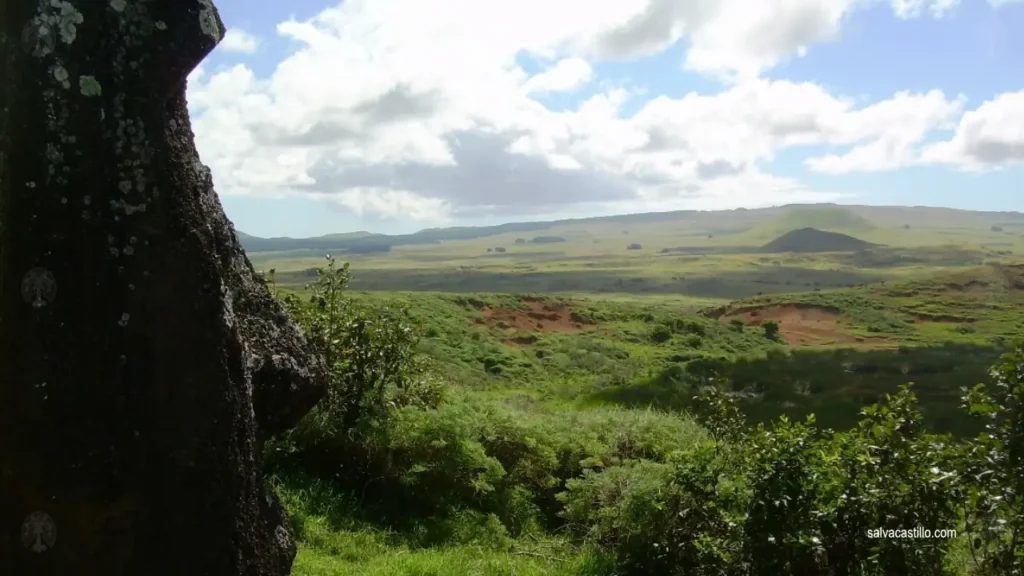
53 0 84 44
22 18 56 57
155 21 167 31
45 144 61 164
109 199 147 215
25 0 84 56
109 0 126 12
118 313 130 327
198 0 222 41
52 65 70 89
79 75 102 97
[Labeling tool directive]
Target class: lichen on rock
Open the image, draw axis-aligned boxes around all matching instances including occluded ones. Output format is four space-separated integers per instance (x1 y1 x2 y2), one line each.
22 0 84 58
79 76 102 97
198 0 223 41
1 0 324 572
52 65 69 89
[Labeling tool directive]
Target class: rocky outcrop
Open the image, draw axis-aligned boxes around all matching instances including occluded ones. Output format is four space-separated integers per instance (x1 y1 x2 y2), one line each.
0 1 326 574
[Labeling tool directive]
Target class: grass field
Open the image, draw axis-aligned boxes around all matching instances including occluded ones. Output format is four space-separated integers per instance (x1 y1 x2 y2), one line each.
251 205 1024 298
249 204 1024 575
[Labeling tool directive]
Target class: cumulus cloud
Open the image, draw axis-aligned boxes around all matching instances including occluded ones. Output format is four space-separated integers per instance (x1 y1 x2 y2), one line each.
184 0 1017 225
919 91 1024 170
523 58 593 93
218 28 262 54
804 90 966 173
585 0 957 79
890 0 959 19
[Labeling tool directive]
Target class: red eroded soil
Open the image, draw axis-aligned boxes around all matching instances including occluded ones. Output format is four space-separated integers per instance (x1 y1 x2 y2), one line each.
477 301 595 338
722 304 881 347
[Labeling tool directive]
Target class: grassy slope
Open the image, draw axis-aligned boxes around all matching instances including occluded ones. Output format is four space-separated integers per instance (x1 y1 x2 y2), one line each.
253 205 1024 298
268 205 1024 574
288 268 1023 574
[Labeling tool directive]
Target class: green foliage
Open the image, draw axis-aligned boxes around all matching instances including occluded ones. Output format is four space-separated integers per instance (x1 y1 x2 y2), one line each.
692 385 747 445
271 256 438 433
763 319 781 341
268 258 1024 576
958 346 1024 575
560 348 1024 575
819 385 961 575
650 324 672 343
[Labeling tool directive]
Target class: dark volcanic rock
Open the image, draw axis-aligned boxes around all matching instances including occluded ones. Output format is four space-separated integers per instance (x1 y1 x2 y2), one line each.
0 1 326 574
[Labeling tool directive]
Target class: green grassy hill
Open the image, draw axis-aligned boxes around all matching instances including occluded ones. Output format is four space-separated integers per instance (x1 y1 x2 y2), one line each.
758 227 878 253
273 256 1024 576
754 205 876 235
238 200 1024 576
239 204 1024 256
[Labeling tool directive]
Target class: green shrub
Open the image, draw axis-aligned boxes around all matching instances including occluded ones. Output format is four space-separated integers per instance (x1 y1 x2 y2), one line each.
957 347 1024 575
269 260 1024 576
650 325 672 343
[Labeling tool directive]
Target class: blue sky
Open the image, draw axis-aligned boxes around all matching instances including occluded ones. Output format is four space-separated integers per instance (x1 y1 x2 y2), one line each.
185 0 1024 238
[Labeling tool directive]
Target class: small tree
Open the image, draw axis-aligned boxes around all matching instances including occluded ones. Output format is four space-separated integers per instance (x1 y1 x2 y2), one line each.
273 256 432 433
958 345 1024 575
763 320 781 341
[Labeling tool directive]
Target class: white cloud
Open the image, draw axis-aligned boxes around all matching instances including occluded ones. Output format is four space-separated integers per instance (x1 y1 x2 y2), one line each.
583 0 957 79
523 58 593 93
333 188 453 221
803 90 966 173
919 91 1024 170
219 28 261 54
890 0 959 19
185 0 1016 225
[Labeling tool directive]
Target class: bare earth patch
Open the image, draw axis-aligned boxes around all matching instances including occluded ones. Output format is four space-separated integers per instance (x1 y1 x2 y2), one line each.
722 304 886 347
475 300 595 344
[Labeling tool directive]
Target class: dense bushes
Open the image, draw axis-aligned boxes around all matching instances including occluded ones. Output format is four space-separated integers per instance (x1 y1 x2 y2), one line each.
269 257 1024 576
562 363 1024 576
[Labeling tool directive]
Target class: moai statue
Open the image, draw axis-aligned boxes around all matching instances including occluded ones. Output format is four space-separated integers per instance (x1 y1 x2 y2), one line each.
0 1 327 574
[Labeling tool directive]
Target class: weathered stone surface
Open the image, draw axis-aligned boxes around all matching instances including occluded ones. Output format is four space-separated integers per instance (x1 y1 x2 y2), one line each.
0 1 327 574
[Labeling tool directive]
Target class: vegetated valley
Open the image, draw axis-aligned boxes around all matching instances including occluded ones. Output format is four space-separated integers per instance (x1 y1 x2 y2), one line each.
253 204 1024 575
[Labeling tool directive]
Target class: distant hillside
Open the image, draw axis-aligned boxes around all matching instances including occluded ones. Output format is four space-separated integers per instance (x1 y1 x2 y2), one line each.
748 206 876 239
759 227 877 253
783 206 875 229
235 203 1021 254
